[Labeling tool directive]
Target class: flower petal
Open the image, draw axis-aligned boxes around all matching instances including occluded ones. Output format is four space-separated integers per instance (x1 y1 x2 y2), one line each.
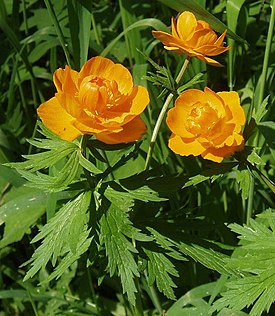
195 44 230 56
217 91 246 126
37 96 82 141
176 11 197 41
79 56 133 95
196 55 223 67
96 116 146 144
202 139 244 163
186 29 217 48
168 134 205 156
53 66 79 95
152 31 184 50
166 105 194 138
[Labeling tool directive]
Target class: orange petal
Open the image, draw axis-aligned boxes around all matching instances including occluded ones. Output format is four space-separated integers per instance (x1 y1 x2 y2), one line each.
37 96 82 141
202 140 244 162
176 11 197 41
79 56 133 95
204 87 226 117
217 91 246 126
171 16 180 38
214 30 227 46
55 93 83 119
168 134 205 156
152 31 184 48
96 116 147 144
129 86 150 114
197 20 211 30
195 45 230 56
80 56 114 79
196 55 223 67
187 29 217 48
73 115 122 134
166 105 194 138
53 66 79 95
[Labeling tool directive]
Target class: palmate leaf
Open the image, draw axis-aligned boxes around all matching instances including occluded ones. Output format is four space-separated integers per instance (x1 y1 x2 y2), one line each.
6 123 84 192
23 192 92 281
144 248 178 300
211 210 275 316
16 150 80 192
99 201 151 305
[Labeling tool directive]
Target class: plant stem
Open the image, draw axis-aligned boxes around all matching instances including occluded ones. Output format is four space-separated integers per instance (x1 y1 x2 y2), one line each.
44 0 73 68
258 0 275 107
81 135 95 188
144 57 190 170
246 170 254 225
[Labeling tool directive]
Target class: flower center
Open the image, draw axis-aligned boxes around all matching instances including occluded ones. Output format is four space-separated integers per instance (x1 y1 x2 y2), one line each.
78 75 123 118
186 102 219 136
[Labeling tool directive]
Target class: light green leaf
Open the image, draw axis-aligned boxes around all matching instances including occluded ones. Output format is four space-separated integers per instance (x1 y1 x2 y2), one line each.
78 151 102 174
101 18 168 57
23 192 91 281
100 203 142 305
144 248 178 300
0 187 47 248
16 150 80 192
177 243 236 276
211 213 275 316
166 282 218 316
236 168 251 200
258 121 275 160
252 95 269 124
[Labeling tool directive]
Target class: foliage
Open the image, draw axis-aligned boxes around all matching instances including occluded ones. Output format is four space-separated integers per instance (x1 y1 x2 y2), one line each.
1 0 275 315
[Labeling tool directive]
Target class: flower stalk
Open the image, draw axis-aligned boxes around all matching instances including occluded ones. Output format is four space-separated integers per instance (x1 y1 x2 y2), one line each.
144 57 190 169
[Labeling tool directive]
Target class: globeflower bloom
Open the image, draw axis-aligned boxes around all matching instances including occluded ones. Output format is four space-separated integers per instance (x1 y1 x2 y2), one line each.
166 88 246 162
152 11 230 66
37 56 149 144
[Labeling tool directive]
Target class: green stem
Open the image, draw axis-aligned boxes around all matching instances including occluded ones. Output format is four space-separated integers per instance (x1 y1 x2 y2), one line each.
144 57 190 169
248 162 275 194
27 290 39 316
44 0 73 68
91 12 100 45
246 170 254 224
258 0 275 107
81 135 95 188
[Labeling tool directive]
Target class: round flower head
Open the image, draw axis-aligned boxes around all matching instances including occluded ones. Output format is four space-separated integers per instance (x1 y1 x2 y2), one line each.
152 11 231 66
166 88 246 162
37 56 149 144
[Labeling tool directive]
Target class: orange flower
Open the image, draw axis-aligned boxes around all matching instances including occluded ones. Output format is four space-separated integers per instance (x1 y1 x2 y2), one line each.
166 88 246 162
152 11 230 66
37 56 149 144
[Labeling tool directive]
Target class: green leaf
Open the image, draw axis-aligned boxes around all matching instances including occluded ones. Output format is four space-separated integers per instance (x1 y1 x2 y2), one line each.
23 192 91 281
100 203 150 305
16 150 80 192
0 187 47 248
252 95 269 124
177 73 205 93
177 242 236 276
101 18 169 57
144 248 178 300
236 168 251 200
156 0 246 43
78 151 102 174
166 282 218 316
211 213 275 316
258 121 275 160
